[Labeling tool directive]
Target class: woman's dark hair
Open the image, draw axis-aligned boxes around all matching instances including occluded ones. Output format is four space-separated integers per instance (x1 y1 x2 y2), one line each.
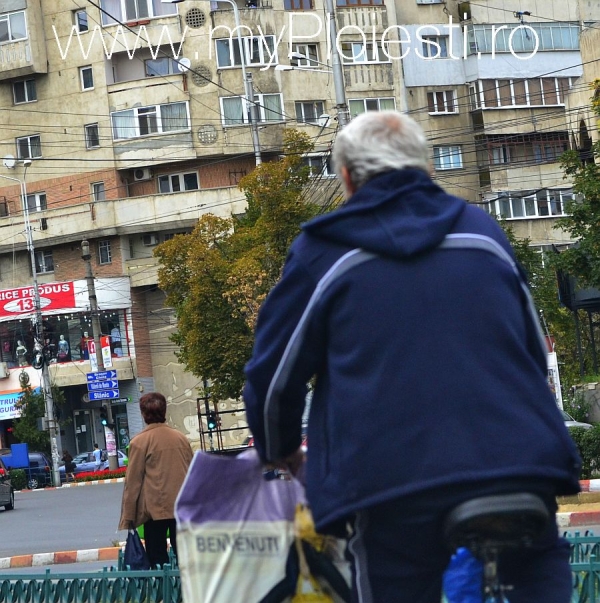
139 392 167 424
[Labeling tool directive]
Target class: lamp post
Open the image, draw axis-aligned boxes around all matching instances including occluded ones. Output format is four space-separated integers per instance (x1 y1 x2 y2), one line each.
81 240 119 471
0 164 63 487
164 0 262 165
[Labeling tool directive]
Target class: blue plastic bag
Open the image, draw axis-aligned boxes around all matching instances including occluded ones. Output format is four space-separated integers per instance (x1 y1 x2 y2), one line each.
443 547 483 603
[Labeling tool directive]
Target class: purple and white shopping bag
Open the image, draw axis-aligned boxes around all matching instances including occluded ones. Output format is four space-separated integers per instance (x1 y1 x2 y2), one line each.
175 449 305 603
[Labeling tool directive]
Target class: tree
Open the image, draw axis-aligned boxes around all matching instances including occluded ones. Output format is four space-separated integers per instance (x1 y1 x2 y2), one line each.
156 130 322 400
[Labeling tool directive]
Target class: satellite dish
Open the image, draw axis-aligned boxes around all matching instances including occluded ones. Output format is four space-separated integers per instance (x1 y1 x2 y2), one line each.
178 57 191 73
2 155 15 169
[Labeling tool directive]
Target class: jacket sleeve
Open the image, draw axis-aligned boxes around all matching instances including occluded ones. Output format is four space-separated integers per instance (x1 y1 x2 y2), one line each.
244 248 319 464
118 436 146 530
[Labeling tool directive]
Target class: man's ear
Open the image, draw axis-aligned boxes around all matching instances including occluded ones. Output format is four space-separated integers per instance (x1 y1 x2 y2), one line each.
341 166 356 198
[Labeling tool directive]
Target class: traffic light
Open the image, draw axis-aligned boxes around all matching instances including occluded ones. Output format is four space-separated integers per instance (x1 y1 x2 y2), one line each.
100 405 108 426
207 410 218 431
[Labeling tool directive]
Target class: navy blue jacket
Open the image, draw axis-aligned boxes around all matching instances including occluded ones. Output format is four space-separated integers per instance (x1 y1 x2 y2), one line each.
243 169 581 530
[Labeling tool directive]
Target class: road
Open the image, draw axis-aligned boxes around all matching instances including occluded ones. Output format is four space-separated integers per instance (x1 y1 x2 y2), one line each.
0 483 128 558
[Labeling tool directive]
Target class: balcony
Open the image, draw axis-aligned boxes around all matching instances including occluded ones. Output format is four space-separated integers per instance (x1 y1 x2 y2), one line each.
0 186 246 254
343 63 394 91
49 356 136 388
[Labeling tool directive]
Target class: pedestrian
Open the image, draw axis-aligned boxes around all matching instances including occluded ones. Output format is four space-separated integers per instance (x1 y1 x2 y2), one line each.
62 450 75 483
92 443 102 472
243 111 582 603
118 392 193 568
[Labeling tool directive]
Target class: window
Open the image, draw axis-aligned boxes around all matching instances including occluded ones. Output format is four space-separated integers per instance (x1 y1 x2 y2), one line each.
85 123 100 149
34 250 54 274
0 11 27 44
348 97 395 118
485 132 569 166
487 189 572 220
13 79 36 104
427 90 457 114
433 146 463 170
468 78 573 109
220 94 283 126
284 0 313 9
111 102 189 139
336 0 383 6
80 66 94 90
145 57 180 76
26 193 47 213
302 155 334 177
92 182 106 201
158 172 199 193
100 0 177 25
74 9 88 32
98 241 112 265
416 0 443 3
295 101 325 124
421 36 449 58
291 44 319 67
340 41 390 64
16 135 41 159
215 36 277 68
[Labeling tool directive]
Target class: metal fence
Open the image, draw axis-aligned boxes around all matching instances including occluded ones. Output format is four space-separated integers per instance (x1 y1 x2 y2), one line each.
0 533 599 603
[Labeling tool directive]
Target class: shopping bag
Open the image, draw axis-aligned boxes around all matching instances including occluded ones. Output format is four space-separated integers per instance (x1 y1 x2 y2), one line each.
124 525 151 570
175 449 305 603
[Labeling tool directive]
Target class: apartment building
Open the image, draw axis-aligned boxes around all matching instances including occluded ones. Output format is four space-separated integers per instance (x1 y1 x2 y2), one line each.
0 0 407 451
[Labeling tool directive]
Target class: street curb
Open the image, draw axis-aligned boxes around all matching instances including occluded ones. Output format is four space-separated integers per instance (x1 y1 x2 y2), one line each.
15 477 125 493
0 546 121 569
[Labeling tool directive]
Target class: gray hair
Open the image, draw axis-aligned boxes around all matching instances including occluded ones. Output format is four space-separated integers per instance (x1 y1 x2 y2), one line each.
332 111 430 191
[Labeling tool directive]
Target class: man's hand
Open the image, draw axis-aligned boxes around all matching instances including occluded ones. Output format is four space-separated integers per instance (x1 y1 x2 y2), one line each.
263 447 305 481
282 447 305 476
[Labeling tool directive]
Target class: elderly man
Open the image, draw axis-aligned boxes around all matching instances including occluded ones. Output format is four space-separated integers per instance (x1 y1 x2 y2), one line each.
243 111 580 603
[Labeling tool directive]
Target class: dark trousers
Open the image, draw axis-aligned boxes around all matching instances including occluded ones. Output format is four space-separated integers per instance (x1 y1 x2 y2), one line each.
344 483 572 603
144 518 178 568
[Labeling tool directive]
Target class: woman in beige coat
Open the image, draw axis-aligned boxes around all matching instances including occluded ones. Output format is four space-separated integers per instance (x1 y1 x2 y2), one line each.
119 392 193 568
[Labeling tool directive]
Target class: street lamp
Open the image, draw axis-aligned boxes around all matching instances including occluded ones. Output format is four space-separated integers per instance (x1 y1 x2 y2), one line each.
163 0 262 165
0 161 63 487
81 240 119 471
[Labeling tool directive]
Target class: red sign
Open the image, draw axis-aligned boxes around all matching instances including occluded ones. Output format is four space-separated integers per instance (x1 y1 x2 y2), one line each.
0 282 76 318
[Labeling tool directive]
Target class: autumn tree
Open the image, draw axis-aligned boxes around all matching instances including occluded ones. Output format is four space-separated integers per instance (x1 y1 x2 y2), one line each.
156 130 322 400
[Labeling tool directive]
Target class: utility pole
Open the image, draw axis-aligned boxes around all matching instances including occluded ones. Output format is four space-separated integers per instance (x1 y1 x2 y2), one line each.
81 240 119 470
324 0 349 128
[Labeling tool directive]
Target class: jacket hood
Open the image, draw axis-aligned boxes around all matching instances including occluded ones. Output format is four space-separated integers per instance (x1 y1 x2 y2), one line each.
303 168 466 258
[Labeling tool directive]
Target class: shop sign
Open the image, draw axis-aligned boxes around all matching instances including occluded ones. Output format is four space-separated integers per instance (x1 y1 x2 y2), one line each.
0 282 75 318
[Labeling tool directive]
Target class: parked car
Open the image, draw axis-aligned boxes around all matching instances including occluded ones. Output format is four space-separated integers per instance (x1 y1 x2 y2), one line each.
562 409 593 430
58 449 127 481
0 451 53 490
0 457 14 510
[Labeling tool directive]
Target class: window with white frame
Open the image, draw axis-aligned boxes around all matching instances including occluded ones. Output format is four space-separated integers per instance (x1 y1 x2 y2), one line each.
336 0 383 6
433 146 463 170
145 56 180 76
340 41 390 64
0 11 27 44
158 172 199 193
416 0 443 3
284 0 313 9
13 79 37 104
295 101 325 125
220 94 283 126
92 182 106 201
302 155 334 178
291 44 319 67
420 35 449 58
85 123 100 149
427 90 457 114
34 250 54 274
468 78 573 109
26 192 47 213
348 97 395 118
215 36 277 68
16 135 41 159
74 9 88 32
80 66 94 90
98 241 112 265
487 189 572 220
111 102 189 139
99 0 177 25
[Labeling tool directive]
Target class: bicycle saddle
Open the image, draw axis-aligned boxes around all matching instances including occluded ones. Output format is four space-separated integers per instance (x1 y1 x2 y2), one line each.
443 492 550 556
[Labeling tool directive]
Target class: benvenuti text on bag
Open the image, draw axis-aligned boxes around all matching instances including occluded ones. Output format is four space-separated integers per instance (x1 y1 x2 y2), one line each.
196 533 281 555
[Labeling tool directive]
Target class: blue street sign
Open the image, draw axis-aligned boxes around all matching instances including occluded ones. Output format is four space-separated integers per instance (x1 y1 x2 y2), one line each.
89 389 120 401
86 370 118 382
87 380 119 392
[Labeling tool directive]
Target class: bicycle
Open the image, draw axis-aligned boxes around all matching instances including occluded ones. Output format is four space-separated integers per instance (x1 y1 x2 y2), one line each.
443 492 550 602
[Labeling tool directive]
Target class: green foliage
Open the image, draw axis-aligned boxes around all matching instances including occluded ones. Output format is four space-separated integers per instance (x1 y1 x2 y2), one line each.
563 390 592 423
155 129 322 400
8 468 26 491
568 424 600 479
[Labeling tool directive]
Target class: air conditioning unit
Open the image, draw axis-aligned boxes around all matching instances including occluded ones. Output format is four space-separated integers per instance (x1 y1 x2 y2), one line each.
143 234 159 246
0 362 9 379
133 168 153 182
